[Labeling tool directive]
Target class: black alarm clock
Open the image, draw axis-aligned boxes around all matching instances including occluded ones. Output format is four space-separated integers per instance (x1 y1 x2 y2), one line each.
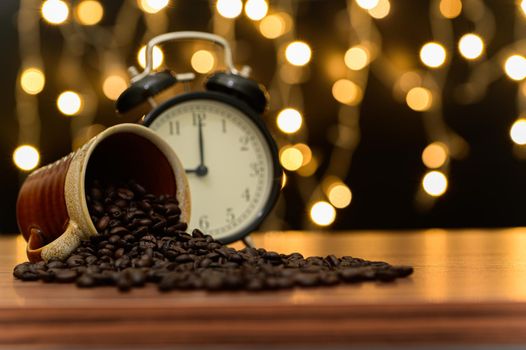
116 32 282 246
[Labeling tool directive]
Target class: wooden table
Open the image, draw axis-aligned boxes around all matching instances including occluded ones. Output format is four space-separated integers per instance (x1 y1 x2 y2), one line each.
2 229 526 348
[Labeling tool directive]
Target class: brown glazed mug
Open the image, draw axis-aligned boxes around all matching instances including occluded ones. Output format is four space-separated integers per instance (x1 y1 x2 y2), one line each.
16 123 190 262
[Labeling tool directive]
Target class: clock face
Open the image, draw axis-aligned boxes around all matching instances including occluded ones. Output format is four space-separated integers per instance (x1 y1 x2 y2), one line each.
148 98 276 242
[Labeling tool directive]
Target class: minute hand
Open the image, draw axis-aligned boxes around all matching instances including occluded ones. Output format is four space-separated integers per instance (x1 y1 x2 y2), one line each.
195 116 208 176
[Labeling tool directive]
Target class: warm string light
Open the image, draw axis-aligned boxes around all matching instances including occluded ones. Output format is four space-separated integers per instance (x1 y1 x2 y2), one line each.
309 201 336 226
422 142 449 168
420 42 447 68
276 108 303 134
368 0 390 19
191 50 216 74
285 41 312 66
137 45 164 69
13 145 40 171
458 33 484 60
422 171 448 197
259 13 291 39
216 0 243 19
41 0 69 25
439 0 462 19
244 0 268 21
510 119 526 145
406 87 433 111
75 0 104 26
332 79 363 106
20 68 45 95
504 55 526 81
344 45 370 70
280 146 304 171
102 75 128 101
355 0 380 11
137 0 170 14
57 91 83 116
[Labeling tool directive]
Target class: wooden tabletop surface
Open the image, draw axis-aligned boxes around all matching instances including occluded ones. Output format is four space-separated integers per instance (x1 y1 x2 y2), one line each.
2 229 526 348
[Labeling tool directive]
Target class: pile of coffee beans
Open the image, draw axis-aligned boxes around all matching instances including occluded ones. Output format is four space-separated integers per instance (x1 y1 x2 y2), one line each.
14 180 413 291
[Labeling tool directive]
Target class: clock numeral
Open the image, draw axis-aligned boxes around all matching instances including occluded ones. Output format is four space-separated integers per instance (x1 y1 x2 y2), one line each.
199 215 210 230
169 121 180 135
175 121 180 135
193 112 206 126
222 119 227 133
226 208 235 224
239 135 250 151
249 162 262 177
241 188 250 202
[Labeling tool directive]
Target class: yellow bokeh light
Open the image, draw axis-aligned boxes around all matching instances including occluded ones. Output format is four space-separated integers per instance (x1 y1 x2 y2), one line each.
521 81 526 97
138 0 169 14
510 119 526 145
294 143 312 166
297 156 318 177
332 79 363 106
245 0 268 20
20 68 45 95
285 41 312 66
520 0 526 16
281 171 287 189
420 42 447 68
422 171 448 197
328 183 352 209
397 71 421 92
504 55 526 81
276 108 302 134
102 75 128 101
439 0 462 18
13 145 40 171
355 0 379 10
41 0 69 25
422 142 449 168
191 50 215 74
137 45 164 69
368 0 390 19
344 45 370 70
259 13 286 39
406 87 433 111
458 33 484 60
76 0 103 25
310 201 336 226
216 0 243 18
57 91 83 116
280 146 304 171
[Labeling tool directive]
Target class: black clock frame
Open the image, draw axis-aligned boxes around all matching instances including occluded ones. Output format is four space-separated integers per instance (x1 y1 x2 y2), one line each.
141 90 282 244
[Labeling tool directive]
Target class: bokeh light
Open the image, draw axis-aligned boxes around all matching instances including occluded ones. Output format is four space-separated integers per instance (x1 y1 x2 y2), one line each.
138 0 169 14
285 41 312 66
297 156 318 177
521 0 526 16
76 0 104 26
281 171 287 189
406 87 433 111
191 50 215 74
504 55 526 81
57 91 83 116
276 108 302 134
244 0 268 21
216 0 243 19
355 0 379 10
280 146 304 171
422 171 448 197
259 13 288 39
328 183 352 209
439 0 462 18
420 42 447 68
344 45 370 70
13 145 40 171
137 45 164 69
310 201 336 226
510 119 526 145
102 75 128 101
41 0 69 25
20 68 45 95
332 79 363 106
368 0 390 19
422 142 448 168
294 143 312 166
458 33 484 60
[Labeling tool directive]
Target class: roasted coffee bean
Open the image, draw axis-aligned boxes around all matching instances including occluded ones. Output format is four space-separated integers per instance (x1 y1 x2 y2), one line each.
55 269 78 283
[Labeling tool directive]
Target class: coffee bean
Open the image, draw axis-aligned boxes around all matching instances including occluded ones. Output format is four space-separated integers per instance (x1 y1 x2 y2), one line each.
55 269 78 283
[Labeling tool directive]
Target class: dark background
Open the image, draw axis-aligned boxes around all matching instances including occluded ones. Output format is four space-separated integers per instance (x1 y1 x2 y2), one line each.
1 0 524 233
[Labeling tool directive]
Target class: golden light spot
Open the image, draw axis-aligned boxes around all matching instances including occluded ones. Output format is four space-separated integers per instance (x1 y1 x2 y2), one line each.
310 201 336 226
328 183 352 209
422 142 448 168
521 0 526 16
458 33 484 60
259 13 286 39
20 68 45 95
138 0 169 14
41 0 69 25
397 71 421 92
332 79 363 106
422 171 448 197
355 0 379 10
368 0 390 19
13 145 40 171
244 0 268 20
57 91 83 116
344 45 370 70
280 146 304 171
76 0 103 25
439 0 462 18
216 0 242 18
137 45 164 69
191 50 215 74
276 108 302 134
406 87 433 111
281 171 287 189
504 55 526 81
102 75 128 101
510 119 526 145
297 156 318 177
285 41 312 66
420 42 447 68
294 143 312 166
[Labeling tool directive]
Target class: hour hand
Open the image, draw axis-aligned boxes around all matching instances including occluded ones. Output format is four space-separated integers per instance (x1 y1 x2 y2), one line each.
185 165 208 176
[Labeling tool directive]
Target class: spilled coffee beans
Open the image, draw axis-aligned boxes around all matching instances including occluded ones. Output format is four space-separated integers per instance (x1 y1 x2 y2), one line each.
14 180 413 291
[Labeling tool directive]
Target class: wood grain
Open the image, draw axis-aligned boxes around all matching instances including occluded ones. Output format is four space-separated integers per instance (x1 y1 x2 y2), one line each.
2 229 526 347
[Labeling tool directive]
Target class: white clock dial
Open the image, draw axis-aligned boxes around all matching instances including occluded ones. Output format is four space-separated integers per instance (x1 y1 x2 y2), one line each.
149 99 274 241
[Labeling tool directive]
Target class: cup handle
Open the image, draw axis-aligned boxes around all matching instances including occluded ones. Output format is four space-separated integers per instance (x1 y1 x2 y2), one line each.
27 221 83 262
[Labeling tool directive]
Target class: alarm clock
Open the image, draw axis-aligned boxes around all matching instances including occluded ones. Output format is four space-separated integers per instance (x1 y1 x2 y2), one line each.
116 32 282 245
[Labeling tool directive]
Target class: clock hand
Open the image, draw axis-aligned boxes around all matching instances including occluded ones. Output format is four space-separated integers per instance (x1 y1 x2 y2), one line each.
186 116 208 176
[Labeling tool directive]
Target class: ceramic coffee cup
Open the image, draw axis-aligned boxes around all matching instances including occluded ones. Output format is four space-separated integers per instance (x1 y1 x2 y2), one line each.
17 123 190 262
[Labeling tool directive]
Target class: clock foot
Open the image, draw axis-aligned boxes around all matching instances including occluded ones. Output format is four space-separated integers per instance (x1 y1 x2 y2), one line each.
242 235 255 248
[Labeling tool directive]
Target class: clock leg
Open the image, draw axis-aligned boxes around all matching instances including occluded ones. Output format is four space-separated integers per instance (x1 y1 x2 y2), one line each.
242 235 256 248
